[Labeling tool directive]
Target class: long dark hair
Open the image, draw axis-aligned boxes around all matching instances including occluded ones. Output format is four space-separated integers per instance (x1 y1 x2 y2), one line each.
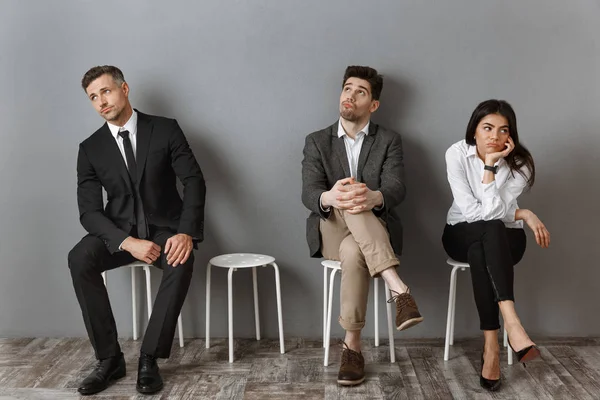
465 99 535 188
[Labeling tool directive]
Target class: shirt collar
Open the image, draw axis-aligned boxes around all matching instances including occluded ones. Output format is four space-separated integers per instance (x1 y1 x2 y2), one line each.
466 143 478 158
107 110 138 139
337 119 370 139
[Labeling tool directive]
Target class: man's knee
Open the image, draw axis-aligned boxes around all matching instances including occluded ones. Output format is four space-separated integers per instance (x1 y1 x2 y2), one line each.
68 236 106 276
339 239 365 267
164 253 195 280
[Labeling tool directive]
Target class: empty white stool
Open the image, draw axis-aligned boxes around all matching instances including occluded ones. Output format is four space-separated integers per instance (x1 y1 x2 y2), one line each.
444 258 512 365
322 260 396 366
205 253 285 363
102 261 184 347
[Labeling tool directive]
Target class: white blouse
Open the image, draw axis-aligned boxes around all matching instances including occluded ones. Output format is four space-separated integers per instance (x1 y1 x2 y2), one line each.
445 140 529 228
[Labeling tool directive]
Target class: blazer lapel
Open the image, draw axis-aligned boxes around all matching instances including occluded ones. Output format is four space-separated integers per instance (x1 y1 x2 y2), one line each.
356 123 377 182
331 124 351 178
135 112 153 187
100 124 133 191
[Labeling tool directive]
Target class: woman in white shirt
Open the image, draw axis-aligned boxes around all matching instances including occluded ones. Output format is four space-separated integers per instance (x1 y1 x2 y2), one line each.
442 99 550 391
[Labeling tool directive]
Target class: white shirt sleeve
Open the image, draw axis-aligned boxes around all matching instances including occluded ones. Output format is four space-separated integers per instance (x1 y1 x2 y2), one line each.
319 192 331 213
446 146 528 223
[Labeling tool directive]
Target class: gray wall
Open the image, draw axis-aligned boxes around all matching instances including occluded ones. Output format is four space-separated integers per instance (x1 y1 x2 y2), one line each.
1 0 598 340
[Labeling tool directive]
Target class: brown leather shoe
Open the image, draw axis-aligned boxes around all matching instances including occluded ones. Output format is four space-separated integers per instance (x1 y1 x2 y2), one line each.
389 289 424 331
337 342 365 386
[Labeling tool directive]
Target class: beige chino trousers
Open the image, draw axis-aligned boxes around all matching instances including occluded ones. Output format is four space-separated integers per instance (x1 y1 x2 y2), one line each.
320 208 399 331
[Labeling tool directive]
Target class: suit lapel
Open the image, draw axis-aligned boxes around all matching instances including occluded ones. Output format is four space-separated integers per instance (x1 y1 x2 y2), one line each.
99 124 133 191
331 124 351 177
356 123 377 181
135 112 153 187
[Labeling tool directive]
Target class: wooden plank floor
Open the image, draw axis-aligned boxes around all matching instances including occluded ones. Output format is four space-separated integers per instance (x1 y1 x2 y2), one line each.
1 337 600 399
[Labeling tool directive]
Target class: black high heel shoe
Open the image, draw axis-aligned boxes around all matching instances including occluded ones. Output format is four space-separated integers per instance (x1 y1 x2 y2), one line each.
507 339 541 364
480 350 501 392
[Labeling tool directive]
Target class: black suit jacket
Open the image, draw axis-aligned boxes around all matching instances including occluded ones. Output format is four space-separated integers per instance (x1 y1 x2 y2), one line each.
77 111 206 253
301 122 406 257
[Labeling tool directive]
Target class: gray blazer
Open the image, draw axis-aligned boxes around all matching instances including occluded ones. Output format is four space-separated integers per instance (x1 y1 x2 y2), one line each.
301 122 407 258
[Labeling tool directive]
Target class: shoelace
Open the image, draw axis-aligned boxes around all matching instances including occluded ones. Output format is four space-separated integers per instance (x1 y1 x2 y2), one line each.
387 288 414 308
339 340 363 367
92 359 112 375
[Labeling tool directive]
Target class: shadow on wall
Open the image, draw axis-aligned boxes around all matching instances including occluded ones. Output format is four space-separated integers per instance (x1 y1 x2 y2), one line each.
134 89 310 338
375 74 477 337
514 131 599 335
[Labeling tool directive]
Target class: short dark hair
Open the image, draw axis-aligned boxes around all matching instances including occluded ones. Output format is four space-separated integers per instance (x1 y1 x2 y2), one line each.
465 99 536 188
342 66 383 100
81 65 125 92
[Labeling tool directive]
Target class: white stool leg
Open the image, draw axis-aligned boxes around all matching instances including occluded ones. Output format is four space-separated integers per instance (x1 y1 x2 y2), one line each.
228 267 235 363
102 271 107 286
324 268 337 367
143 266 152 318
205 263 211 349
374 277 379 347
271 263 284 354
177 314 184 348
131 267 138 340
252 267 261 341
444 265 460 361
323 266 328 348
384 281 396 363
506 328 513 365
450 268 461 345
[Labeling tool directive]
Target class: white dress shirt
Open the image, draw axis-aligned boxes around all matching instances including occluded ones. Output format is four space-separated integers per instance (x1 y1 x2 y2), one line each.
445 140 529 228
320 120 384 212
106 111 138 249
338 119 370 179
107 111 138 167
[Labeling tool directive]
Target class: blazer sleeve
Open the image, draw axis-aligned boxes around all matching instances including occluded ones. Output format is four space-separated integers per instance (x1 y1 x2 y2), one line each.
374 132 407 217
301 134 331 219
77 144 129 253
168 120 206 241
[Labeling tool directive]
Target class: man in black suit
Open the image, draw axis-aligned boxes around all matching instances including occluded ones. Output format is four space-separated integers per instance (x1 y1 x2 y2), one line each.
302 66 423 386
68 66 205 395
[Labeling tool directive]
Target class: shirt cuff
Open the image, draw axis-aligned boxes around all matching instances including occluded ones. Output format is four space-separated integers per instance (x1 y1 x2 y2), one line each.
502 203 517 223
118 237 129 251
319 192 331 213
373 193 385 211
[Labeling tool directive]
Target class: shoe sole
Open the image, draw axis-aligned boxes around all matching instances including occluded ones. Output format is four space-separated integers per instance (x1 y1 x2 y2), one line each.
337 376 365 386
77 366 126 396
480 380 502 392
397 316 424 331
136 382 164 394
519 346 541 363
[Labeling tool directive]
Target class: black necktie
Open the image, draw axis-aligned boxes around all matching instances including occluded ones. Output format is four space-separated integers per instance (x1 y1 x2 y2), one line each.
118 130 137 182
118 130 148 238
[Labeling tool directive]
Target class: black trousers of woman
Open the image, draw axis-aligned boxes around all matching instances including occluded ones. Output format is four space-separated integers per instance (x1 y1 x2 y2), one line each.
442 220 526 330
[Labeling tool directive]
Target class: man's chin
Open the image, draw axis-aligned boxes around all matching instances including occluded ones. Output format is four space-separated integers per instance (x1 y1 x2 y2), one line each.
101 110 119 122
340 110 357 122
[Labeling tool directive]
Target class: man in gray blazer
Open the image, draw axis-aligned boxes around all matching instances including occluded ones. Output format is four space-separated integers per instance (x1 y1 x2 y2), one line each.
302 66 423 386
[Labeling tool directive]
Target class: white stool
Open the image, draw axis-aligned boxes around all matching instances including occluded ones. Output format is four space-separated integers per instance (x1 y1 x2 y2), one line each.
322 260 396 366
205 253 285 363
443 258 512 365
102 261 184 347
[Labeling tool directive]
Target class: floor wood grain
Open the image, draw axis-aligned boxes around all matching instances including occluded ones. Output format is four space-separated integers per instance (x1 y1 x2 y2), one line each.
1 337 600 399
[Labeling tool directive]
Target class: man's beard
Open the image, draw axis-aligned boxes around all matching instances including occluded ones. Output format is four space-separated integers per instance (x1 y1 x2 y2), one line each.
340 108 358 122
102 106 123 123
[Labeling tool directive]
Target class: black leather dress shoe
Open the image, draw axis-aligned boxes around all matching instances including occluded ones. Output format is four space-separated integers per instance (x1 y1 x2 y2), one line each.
77 353 126 395
136 352 163 394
